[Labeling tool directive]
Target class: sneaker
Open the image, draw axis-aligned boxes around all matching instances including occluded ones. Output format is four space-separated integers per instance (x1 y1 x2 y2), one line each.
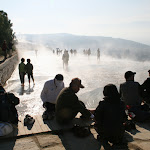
24 114 35 125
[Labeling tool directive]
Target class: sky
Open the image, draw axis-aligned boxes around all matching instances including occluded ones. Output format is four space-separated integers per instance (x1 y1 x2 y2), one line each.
1 0 150 45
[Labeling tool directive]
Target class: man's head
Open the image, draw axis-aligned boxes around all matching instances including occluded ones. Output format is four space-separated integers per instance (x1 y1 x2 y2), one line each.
55 74 64 81
27 59 31 63
21 58 25 63
70 78 84 93
54 74 64 87
124 71 136 81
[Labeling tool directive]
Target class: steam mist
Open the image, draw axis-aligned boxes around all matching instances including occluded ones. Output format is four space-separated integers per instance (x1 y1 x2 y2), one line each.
4 34 150 115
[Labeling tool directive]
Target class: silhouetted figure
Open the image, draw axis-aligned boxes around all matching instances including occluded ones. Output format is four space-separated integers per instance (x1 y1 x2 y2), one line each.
141 70 150 103
56 78 93 124
62 50 69 68
41 74 64 120
0 84 20 124
25 59 34 85
74 49 77 55
97 48 100 60
2 40 7 60
70 49 73 55
18 58 26 86
95 84 126 147
88 48 91 57
120 71 150 122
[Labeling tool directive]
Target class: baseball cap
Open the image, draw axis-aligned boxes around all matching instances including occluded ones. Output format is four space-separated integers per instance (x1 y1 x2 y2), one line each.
124 71 136 79
71 78 84 88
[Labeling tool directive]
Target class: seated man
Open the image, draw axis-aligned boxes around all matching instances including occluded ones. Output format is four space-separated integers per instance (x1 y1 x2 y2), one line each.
41 74 64 119
55 78 93 124
120 71 150 122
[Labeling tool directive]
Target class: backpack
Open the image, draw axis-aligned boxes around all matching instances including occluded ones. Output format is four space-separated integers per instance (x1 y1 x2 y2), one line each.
72 124 91 138
0 93 19 124
124 120 136 131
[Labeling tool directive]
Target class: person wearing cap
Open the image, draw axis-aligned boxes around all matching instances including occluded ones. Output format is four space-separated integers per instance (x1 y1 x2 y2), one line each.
41 74 64 119
120 71 142 106
120 71 150 122
141 70 150 103
55 78 92 124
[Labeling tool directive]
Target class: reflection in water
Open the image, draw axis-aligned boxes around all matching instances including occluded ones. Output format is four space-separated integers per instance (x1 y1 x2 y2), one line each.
19 86 24 95
26 84 34 95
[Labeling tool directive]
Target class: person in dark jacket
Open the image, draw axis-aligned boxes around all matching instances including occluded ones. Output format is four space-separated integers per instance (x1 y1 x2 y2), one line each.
94 84 127 146
25 59 34 85
55 78 92 124
141 70 150 103
120 71 150 122
0 85 20 124
18 58 26 86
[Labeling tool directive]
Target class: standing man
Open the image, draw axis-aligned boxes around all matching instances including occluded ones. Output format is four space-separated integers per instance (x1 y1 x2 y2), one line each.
18 58 26 86
41 74 64 119
62 50 69 68
97 48 100 60
120 71 150 122
26 59 34 85
141 70 150 103
55 78 93 124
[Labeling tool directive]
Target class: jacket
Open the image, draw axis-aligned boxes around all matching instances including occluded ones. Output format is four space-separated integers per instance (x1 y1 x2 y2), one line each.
120 81 142 106
41 79 64 104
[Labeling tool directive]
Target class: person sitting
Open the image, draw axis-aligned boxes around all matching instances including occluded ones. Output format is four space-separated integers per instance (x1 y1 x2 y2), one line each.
41 74 64 119
120 71 150 122
55 78 93 124
141 70 150 104
0 84 20 124
94 84 126 147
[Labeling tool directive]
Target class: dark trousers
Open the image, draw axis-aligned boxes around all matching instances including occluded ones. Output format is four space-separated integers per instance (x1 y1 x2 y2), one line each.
19 72 25 84
27 73 34 83
43 102 55 113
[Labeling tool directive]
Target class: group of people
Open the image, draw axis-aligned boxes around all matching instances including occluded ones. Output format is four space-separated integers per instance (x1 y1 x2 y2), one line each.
18 58 34 86
1 62 150 145
40 70 150 146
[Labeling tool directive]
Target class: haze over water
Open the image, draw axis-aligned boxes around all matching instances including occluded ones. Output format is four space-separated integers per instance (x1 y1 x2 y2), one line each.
4 43 150 116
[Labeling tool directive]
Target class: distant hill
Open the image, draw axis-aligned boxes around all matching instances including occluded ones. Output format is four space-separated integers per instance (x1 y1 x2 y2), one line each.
17 33 150 61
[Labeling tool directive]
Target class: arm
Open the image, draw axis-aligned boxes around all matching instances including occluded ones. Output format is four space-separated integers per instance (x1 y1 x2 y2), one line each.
40 82 48 103
94 101 104 125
